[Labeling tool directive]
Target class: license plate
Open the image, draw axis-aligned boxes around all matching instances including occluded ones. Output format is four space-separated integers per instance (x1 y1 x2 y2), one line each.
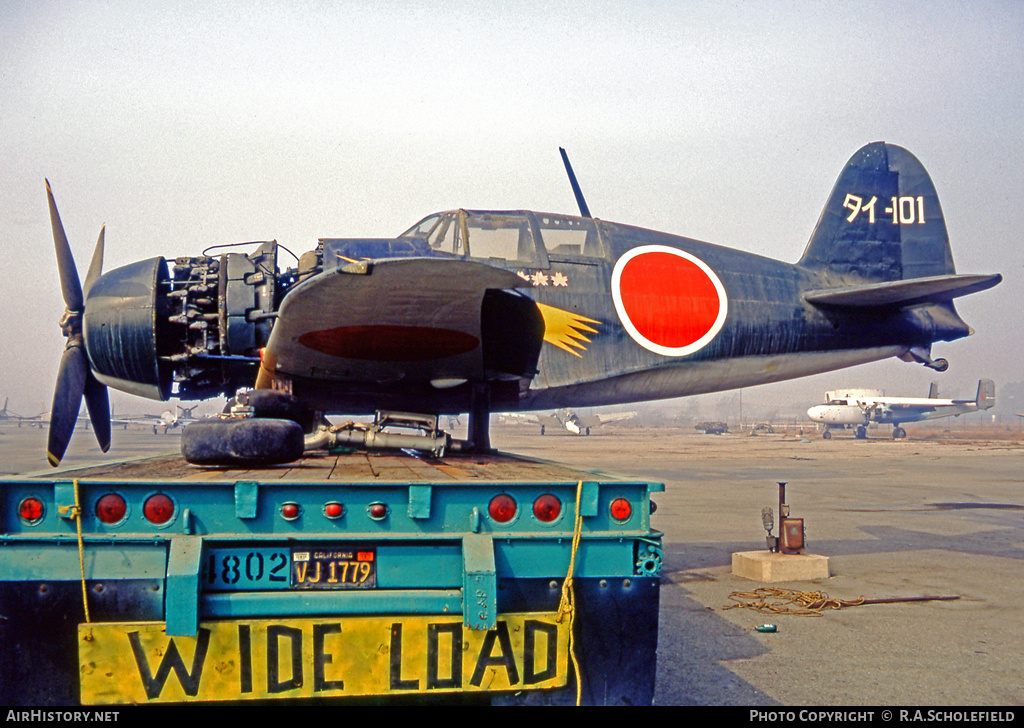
203 545 376 591
291 546 376 589
79 614 569 704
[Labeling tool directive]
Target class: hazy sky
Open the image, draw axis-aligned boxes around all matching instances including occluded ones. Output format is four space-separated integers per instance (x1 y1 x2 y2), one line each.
2 0 1022 418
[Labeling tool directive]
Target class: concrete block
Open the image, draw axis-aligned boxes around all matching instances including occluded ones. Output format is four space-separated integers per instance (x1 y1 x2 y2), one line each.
732 550 830 583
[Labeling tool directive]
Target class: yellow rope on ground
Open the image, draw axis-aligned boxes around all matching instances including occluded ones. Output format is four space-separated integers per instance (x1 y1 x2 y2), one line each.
557 480 584 706
57 479 90 623
724 587 865 617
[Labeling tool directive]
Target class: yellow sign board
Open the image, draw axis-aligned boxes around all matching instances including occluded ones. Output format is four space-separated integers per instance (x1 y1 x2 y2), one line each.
79 613 569 704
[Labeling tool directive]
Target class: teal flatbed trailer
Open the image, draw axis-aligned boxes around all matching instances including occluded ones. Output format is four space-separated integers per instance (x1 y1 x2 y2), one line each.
0 449 663 705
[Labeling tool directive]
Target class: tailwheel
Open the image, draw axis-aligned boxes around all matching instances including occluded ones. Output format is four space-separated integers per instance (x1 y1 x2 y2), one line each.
181 417 305 467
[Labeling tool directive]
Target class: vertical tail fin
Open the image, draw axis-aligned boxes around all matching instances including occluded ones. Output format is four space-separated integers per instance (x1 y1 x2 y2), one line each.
976 379 995 410
799 143 955 281
928 382 939 399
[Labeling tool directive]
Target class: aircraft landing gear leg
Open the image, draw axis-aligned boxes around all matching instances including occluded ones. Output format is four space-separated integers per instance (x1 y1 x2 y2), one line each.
467 383 492 453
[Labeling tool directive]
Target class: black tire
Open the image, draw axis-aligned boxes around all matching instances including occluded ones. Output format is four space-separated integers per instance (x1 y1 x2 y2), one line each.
822 430 832 439
181 418 305 467
225 390 317 433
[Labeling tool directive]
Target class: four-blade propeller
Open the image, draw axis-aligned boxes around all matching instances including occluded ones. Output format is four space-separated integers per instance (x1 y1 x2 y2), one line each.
45 180 111 466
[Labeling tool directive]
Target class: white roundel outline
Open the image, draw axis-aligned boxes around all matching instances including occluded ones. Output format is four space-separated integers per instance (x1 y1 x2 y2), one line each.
611 244 729 357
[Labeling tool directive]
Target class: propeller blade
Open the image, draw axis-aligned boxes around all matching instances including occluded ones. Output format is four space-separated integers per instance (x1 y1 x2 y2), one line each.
45 179 84 312
47 345 88 467
84 371 111 453
83 225 105 298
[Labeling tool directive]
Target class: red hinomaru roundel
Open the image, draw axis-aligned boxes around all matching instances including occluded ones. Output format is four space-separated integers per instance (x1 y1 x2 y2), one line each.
611 245 728 357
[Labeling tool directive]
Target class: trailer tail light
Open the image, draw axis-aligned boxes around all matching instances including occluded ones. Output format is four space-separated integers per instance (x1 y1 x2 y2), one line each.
533 494 562 523
324 502 344 519
610 497 632 522
19 497 45 524
280 502 301 520
143 494 175 525
95 494 127 525
367 503 389 520
488 494 517 523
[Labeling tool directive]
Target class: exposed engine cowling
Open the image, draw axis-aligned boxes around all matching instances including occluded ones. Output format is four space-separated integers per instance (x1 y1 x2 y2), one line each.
83 242 281 402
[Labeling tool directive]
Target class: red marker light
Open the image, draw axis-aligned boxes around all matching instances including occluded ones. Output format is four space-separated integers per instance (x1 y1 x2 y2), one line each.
95 494 127 525
19 497 45 523
368 503 388 520
324 502 344 519
533 494 562 523
281 502 301 520
610 497 632 522
488 494 517 523
143 494 175 525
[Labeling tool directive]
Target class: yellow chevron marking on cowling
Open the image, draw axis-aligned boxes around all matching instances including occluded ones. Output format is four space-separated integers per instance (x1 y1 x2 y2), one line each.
536 303 600 357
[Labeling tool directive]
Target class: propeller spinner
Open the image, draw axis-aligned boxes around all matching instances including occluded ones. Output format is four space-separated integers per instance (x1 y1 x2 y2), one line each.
45 180 111 466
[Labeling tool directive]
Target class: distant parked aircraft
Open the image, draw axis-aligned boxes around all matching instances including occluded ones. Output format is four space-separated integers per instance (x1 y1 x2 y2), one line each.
807 379 994 439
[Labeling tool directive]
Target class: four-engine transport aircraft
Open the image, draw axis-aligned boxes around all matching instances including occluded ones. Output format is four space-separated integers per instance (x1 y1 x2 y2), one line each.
807 379 995 439
43 142 1002 466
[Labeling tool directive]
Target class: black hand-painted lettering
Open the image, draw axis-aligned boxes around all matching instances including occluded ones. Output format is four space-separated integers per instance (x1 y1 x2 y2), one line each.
267 625 303 693
313 623 344 692
470 622 519 687
523 620 558 684
426 623 462 690
389 624 419 691
238 624 253 694
127 628 211 700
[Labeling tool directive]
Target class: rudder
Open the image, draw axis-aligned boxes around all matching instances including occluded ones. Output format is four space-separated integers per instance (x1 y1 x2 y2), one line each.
976 379 995 410
799 143 955 281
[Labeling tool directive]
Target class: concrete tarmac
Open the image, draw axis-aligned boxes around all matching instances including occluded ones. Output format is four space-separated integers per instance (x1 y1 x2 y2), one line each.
491 425 1024 707
2 422 1022 706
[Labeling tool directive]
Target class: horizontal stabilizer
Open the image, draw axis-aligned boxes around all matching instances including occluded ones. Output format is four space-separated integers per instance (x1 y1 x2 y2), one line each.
803 273 1002 308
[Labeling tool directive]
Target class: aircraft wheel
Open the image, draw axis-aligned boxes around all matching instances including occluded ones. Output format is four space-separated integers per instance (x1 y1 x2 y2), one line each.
181 418 305 467
892 426 907 439
856 426 867 439
822 430 831 439
226 390 317 433
932 359 949 373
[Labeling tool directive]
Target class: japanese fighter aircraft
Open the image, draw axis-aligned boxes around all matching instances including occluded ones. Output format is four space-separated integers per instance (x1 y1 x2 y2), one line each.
807 379 995 439
43 142 1002 465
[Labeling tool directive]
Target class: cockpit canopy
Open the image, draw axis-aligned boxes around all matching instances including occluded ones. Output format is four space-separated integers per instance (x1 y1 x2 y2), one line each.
399 210 604 263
